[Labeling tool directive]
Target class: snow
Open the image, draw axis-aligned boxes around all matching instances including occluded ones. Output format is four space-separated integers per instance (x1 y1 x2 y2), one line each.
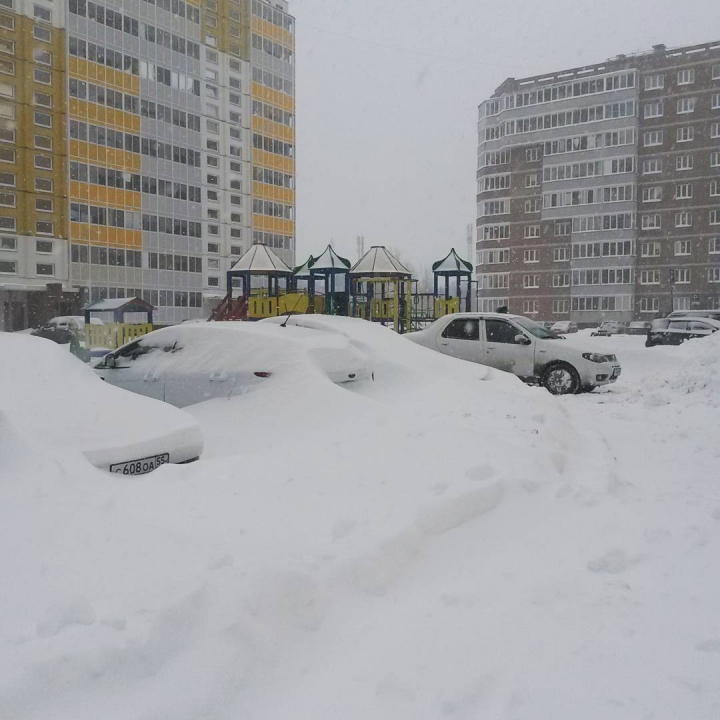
1 319 719 719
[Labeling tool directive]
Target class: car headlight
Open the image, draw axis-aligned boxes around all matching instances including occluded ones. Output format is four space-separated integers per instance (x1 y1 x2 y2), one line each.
582 352 611 363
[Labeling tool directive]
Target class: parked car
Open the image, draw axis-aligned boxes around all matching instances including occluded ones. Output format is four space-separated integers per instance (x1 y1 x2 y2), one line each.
407 313 621 395
627 321 651 335
667 309 720 322
591 321 626 337
550 321 578 334
645 317 720 346
43 315 104 333
95 322 373 407
0 333 203 474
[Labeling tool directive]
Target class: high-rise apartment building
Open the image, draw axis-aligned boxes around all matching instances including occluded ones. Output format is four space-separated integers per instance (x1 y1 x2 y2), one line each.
0 0 295 330
476 41 720 322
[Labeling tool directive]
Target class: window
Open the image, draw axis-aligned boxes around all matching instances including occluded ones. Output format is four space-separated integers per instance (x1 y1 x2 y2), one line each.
644 101 663 118
36 262 54 276
0 236 15 249
639 297 659 313
0 58 13 74
709 268 720 283
552 272 570 287
553 299 569 314
644 74 664 90
675 269 690 284
35 239 53 253
231 245 242 256
33 4 51 21
525 148 540 162
0 13 13 29
641 242 660 257
0 38 14 55
643 130 663 146
486 319 521 343
35 177 52 192
524 199 540 214
0 171 14 186
33 25 51 42
711 152 720 168
677 97 695 114
675 183 692 200
712 123 720 139
675 211 692 227
34 111 51 128
0 127 13 144
523 274 539 288
640 270 660 285
0 146 14 162
207 242 219 254
206 120 219 134
0 82 13 98
34 154 52 170
524 225 540 239
33 49 51 65
643 159 662 175
34 68 51 84
553 247 570 262
710 210 720 225
677 126 693 143
0 259 15 273
524 249 538 263
36 220 53 235
442 318 479 341
677 68 695 85
712 181 720 197
525 173 539 188
34 91 52 108
522 299 539 315
0 191 13 206
676 155 693 171
35 197 53 212
643 187 662 203
675 240 691 256
641 214 661 230
714 65 720 80
713 94 720 110
0 215 15 230
207 224 219 235
34 134 52 151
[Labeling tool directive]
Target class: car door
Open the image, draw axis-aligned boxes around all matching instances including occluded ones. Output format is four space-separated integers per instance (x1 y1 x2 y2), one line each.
482 318 535 378
103 338 166 401
688 320 716 339
436 317 483 363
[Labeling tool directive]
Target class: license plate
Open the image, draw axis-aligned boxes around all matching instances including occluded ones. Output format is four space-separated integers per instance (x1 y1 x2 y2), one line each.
611 367 622 378
110 453 170 475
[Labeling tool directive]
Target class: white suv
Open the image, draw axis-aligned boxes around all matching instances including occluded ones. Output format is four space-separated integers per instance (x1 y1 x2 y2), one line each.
407 313 621 394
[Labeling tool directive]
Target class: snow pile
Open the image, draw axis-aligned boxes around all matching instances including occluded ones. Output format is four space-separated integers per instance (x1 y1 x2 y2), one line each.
1 318 720 719
633 333 720 408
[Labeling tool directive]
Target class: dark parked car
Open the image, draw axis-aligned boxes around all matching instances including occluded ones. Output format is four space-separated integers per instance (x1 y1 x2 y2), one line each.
627 321 652 335
646 317 720 346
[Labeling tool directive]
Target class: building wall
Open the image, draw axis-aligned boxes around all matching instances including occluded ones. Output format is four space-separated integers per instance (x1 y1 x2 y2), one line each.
477 42 720 323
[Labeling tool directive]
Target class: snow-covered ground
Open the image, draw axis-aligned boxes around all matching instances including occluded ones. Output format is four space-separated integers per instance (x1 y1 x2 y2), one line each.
1 321 719 720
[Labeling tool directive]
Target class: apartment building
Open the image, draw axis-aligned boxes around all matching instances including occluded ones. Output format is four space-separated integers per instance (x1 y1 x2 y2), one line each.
476 41 720 323
0 0 295 330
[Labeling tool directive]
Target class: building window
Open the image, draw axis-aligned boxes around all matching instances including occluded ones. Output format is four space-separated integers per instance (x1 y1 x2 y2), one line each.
552 273 570 287
0 146 14 162
0 38 14 55
36 239 53 253
0 259 15 273
206 139 219 151
524 225 540 239
34 154 52 170
639 297 659 313
710 210 720 225
713 65 720 80
675 269 690 284
524 249 538 263
713 94 720 110
0 58 13 74
33 67 51 85
525 147 541 162
677 68 695 85
33 49 51 65
675 211 692 227
36 220 53 235
644 74 664 90
205 35 217 47
524 199 540 214
0 82 13 99
523 274 539 288
644 101 663 118
36 262 54 276
0 13 13 29
676 126 693 143
675 183 692 200
642 187 662 202
33 91 52 108
207 242 219 254
205 84 218 99
641 242 661 257
32 24 51 42
676 154 693 171
712 123 720 139
643 159 662 175
0 191 14 206
207 276 219 286
0 235 15 249
553 247 570 262
230 245 242 256
206 120 219 134
677 97 696 114
522 299 539 315
709 268 720 283
33 4 51 22
35 177 52 192
643 130 663 146
207 224 219 235
710 238 720 254
641 214 661 230
0 215 15 230
711 151 720 167
674 240 691 256
640 270 660 285
34 111 51 128
35 197 53 212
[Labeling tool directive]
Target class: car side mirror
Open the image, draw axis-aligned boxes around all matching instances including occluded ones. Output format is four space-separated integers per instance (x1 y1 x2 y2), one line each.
515 334 531 345
106 354 116 368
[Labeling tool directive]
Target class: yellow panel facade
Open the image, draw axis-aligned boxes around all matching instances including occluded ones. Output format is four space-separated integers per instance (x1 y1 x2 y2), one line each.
252 147 294 173
70 223 142 249
251 81 294 112
70 140 141 172
252 214 295 235
251 16 295 49
69 57 140 94
252 115 295 142
253 181 295 205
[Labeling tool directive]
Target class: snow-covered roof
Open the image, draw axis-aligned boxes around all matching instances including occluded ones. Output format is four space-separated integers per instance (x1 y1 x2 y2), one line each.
230 244 292 274
293 255 315 278
310 245 351 272
350 246 411 277
85 297 152 311
432 248 473 275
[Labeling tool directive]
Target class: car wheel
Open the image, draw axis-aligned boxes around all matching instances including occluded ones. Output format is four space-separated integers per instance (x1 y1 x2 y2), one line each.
542 363 580 396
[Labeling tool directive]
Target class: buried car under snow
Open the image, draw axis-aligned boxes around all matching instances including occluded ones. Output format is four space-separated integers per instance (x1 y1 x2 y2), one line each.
95 321 373 408
407 312 621 394
0 333 203 474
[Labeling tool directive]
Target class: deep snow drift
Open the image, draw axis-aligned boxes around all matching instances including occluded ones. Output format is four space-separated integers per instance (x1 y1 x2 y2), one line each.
1 319 719 720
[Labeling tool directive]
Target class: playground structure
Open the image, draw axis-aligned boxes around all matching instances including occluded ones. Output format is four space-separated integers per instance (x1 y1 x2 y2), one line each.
84 297 154 349
211 243 475 333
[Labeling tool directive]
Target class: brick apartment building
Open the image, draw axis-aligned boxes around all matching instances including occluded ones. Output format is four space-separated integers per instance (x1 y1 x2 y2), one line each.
476 41 720 323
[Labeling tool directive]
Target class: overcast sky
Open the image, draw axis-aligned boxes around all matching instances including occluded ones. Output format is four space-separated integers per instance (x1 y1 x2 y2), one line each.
291 0 718 272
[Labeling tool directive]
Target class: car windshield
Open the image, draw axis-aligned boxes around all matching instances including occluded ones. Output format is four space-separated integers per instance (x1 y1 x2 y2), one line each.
513 316 558 339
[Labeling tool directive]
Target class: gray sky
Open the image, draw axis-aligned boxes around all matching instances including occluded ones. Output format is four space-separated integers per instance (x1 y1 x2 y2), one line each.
291 0 718 271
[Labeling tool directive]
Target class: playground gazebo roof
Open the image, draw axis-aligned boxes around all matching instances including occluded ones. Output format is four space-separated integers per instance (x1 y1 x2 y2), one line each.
432 248 473 276
310 244 351 273
350 246 411 278
230 243 292 275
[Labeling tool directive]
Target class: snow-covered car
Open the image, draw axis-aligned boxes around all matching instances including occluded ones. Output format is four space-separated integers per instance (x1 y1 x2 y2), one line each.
95 321 373 407
645 317 720 346
667 309 720 322
43 315 104 333
627 321 651 335
591 321 626 337
550 320 578 334
0 333 203 474
407 312 621 394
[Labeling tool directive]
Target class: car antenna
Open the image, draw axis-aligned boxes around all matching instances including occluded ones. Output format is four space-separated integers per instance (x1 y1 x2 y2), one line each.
280 294 304 327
